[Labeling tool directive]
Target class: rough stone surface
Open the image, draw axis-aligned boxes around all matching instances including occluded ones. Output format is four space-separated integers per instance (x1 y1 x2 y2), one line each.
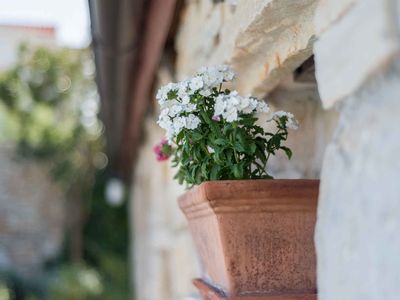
0 144 65 278
176 0 318 97
316 61 400 300
314 0 357 35
265 76 338 179
314 0 400 108
131 119 200 300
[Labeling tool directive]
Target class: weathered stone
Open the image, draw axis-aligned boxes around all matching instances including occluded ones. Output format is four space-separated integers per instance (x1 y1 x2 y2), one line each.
131 119 200 300
314 0 357 35
265 75 338 179
0 144 65 278
314 0 400 108
316 61 400 300
176 0 318 97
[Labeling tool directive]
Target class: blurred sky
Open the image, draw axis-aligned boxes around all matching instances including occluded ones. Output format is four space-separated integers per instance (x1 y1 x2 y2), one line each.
0 0 90 48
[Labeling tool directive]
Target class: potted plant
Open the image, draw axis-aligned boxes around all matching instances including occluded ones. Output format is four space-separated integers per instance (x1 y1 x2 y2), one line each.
154 65 319 299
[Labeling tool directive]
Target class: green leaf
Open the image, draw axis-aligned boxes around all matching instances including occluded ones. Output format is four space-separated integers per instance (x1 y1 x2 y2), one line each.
281 146 292 159
214 138 227 146
249 143 256 154
176 131 184 144
201 161 209 178
233 142 245 152
191 131 203 141
252 126 264 135
210 164 220 180
232 163 243 179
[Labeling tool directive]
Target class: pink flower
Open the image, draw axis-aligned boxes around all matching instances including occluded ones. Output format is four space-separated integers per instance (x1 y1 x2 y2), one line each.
153 139 171 161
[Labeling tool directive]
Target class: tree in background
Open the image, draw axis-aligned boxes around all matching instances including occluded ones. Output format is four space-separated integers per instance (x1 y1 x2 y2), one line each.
0 44 103 262
0 45 129 300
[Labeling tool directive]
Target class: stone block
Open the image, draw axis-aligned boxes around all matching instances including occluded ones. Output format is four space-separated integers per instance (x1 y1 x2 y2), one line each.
316 61 400 300
131 119 200 300
314 0 357 35
264 76 338 179
314 0 400 108
176 0 318 97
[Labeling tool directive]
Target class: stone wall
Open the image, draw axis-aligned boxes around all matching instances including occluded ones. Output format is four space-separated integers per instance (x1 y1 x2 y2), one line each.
131 1 338 299
131 119 200 300
130 0 400 299
176 0 318 97
0 145 65 278
314 0 400 299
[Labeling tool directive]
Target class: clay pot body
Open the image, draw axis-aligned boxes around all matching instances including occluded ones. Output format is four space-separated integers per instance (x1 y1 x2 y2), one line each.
178 180 319 300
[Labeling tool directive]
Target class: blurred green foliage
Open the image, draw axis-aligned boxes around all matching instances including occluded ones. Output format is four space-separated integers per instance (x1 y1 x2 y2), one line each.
48 264 103 300
0 45 129 299
0 44 104 187
82 173 130 300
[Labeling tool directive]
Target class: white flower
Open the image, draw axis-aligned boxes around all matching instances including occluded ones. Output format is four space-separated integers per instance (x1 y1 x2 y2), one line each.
156 83 178 102
173 116 186 133
157 113 175 141
177 81 189 101
212 92 240 122
181 95 190 104
197 64 235 89
213 94 226 116
156 65 273 142
224 106 239 122
185 114 201 130
189 76 204 92
168 105 183 117
160 99 179 110
184 103 197 113
199 89 212 97
207 146 215 154
212 91 267 122
273 111 299 130
242 98 258 114
202 69 223 87
217 64 235 81
256 101 269 113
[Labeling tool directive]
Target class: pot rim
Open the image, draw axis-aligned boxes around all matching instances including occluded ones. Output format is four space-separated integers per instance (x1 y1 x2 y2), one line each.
178 179 319 218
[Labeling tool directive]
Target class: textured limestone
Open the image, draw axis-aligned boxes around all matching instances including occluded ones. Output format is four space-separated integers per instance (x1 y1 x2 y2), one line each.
314 0 400 108
316 61 400 300
314 0 357 35
265 75 338 179
0 145 65 277
131 119 200 300
176 0 318 97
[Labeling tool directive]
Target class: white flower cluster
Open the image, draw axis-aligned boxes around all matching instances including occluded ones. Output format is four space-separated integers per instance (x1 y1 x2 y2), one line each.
156 81 201 141
213 91 269 122
273 111 299 130
156 64 296 142
157 65 235 141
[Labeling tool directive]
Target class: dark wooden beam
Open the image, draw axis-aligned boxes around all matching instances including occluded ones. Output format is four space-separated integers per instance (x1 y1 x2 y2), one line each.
88 0 144 170
119 0 177 181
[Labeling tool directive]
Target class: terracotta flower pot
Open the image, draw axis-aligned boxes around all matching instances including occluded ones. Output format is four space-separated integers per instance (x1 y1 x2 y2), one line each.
178 179 319 300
